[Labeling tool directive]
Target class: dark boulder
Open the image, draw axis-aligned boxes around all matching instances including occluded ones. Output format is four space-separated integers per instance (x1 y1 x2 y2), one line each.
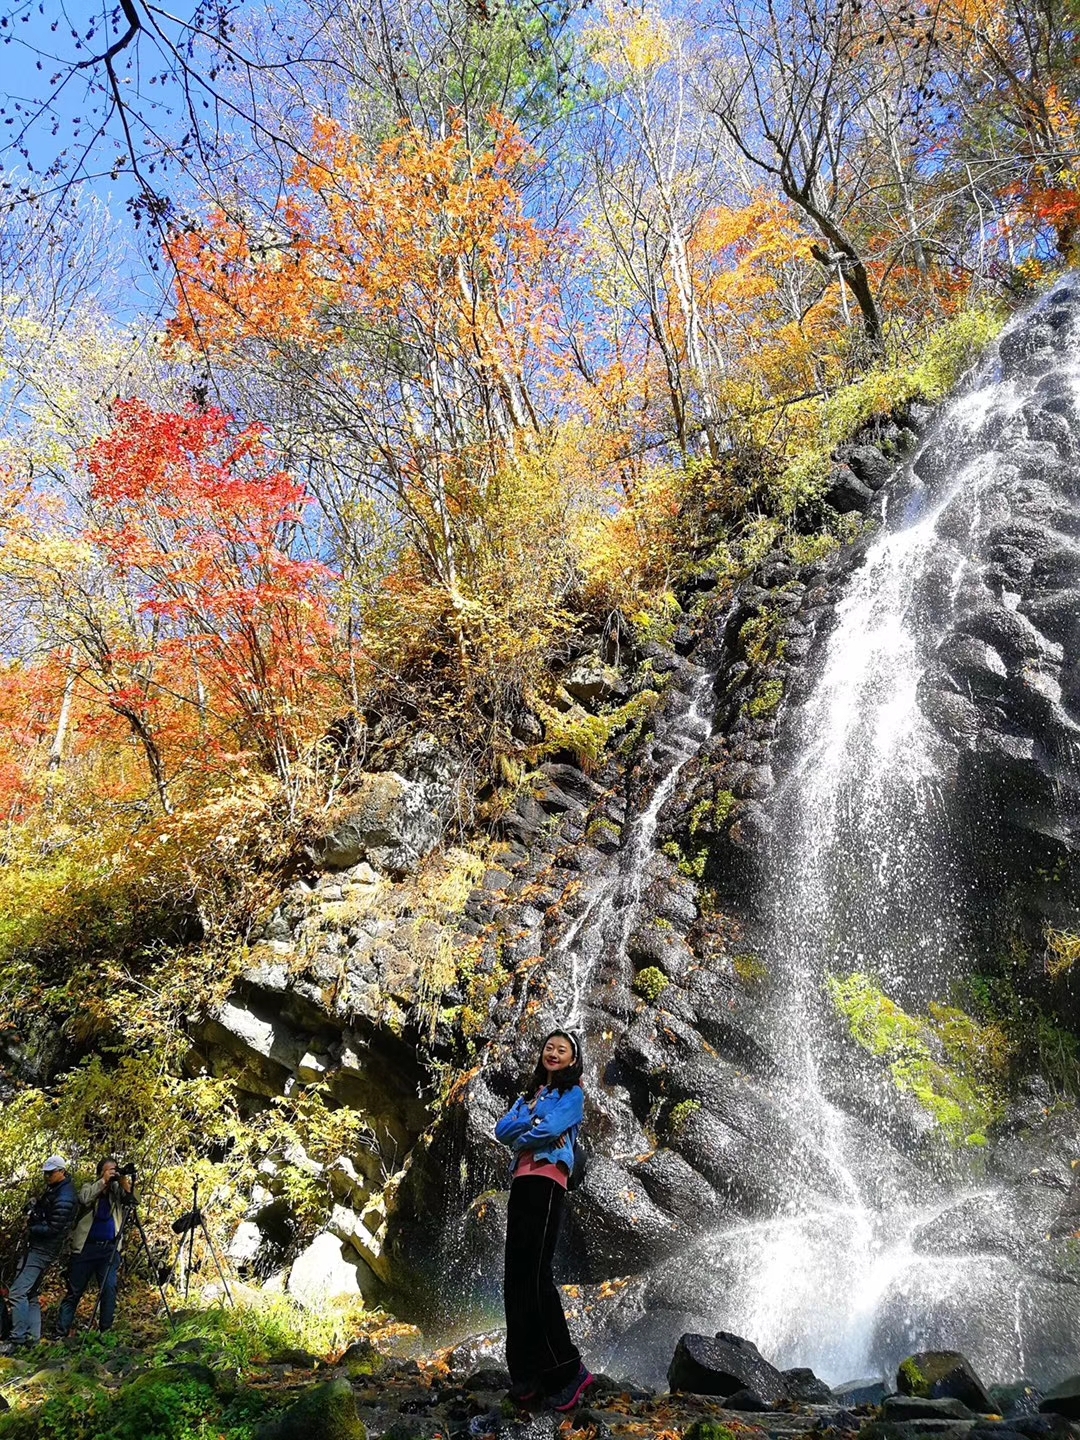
667 1331 787 1403
897 1352 994 1414
825 464 875 513
833 1379 889 1407
538 762 604 806
883 1396 976 1421
1040 1376 1080 1420
722 1386 774 1411
991 1385 1044 1419
847 444 895 490
783 1367 834 1403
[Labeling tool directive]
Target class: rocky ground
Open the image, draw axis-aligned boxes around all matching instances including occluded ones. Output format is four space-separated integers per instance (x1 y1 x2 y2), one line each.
3 1319 1080 1440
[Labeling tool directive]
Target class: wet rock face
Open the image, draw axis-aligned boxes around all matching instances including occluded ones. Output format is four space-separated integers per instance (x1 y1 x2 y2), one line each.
905 285 1080 965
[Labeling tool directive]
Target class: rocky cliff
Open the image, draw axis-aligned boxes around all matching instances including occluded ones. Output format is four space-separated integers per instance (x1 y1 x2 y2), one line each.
191 282 1080 1391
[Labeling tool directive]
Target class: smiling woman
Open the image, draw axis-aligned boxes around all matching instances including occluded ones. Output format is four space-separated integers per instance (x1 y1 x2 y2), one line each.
493 1029 594 1414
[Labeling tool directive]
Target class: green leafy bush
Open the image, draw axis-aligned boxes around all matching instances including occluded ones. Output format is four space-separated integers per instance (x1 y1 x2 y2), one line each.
774 303 1005 511
746 679 783 719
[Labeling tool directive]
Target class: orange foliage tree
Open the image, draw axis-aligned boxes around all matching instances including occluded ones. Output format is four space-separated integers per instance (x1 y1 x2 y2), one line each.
166 113 558 606
84 400 340 788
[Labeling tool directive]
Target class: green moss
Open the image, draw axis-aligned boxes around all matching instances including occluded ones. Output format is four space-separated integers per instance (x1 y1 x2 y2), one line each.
746 678 783 720
739 609 786 668
661 839 708 881
634 966 670 1002
689 791 736 837
898 1357 927 1395
732 952 767 986
668 1099 701 1135
684 1424 739 1440
585 817 622 845
828 973 1011 1146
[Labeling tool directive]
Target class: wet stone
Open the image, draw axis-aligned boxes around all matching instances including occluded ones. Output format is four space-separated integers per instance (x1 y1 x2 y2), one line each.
884 1397 976 1422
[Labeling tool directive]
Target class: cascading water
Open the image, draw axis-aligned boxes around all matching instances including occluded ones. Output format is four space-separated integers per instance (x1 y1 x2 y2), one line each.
562 668 716 1032
546 668 716 1157
678 280 1080 1385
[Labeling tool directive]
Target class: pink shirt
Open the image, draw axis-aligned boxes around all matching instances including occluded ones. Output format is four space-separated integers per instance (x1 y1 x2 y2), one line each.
513 1149 569 1188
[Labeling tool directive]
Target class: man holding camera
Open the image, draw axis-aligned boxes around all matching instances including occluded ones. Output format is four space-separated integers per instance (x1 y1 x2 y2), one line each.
6 1156 78 1348
56 1157 133 1337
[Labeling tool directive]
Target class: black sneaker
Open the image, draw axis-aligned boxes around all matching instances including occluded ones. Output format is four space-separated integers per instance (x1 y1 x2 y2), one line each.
548 1363 594 1412
507 1380 539 1405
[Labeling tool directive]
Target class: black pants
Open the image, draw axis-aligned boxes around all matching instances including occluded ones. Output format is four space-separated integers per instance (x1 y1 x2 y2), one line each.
504 1175 580 1393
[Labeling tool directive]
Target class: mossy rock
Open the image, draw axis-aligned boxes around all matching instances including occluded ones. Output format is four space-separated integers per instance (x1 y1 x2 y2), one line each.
256 1378 366 1440
124 1362 219 1395
896 1351 993 1413
339 1339 386 1378
634 966 669 1002
683 1423 739 1440
266 1348 321 1369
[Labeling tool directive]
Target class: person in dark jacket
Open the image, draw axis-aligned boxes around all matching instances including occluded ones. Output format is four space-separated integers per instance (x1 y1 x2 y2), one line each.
7 1156 78 1347
494 1030 593 1412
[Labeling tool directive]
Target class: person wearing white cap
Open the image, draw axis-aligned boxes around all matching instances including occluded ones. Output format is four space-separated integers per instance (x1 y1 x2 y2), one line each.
5 1157 78 1349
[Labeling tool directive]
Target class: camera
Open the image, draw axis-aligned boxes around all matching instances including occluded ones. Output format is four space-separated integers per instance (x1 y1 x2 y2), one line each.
118 1163 137 1183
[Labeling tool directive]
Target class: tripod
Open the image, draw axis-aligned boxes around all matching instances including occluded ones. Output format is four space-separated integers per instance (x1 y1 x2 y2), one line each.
86 1190 174 1333
171 1183 233 1307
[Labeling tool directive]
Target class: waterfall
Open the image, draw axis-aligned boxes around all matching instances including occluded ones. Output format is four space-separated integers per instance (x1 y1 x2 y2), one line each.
689 280 1080 1385
562 668 716 1031
539 667 716 1159
450 283 1080 1382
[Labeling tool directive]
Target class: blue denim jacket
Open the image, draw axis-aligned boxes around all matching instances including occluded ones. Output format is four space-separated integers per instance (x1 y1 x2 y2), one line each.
494 1084 584 1178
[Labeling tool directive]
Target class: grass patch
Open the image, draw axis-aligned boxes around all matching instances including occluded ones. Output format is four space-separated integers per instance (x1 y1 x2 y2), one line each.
773 303 1005 512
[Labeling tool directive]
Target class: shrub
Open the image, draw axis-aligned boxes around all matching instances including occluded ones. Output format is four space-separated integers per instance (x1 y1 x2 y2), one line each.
1046 927 1080 979
773 302 1005 511
0 1055 242 1228
533 690 659 772
634 966 669 1003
